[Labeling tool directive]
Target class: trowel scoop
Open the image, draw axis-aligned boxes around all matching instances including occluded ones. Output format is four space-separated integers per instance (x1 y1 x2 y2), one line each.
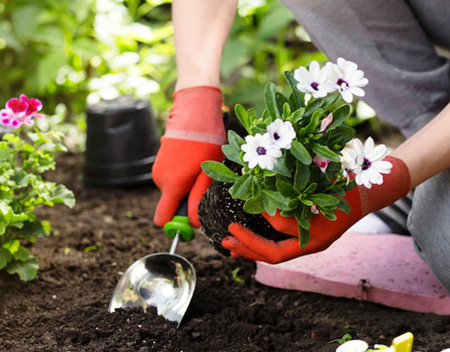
108 198 196 326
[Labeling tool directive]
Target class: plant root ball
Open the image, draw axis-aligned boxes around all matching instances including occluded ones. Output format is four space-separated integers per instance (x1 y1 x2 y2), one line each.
198 161 291 256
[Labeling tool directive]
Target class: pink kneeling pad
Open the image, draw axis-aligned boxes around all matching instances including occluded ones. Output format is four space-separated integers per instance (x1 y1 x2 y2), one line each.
255 232 450 314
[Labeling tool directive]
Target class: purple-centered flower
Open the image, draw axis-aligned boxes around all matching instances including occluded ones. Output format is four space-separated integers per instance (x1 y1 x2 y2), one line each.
324 58 368 103
267 119 296 149
294 61 335 99
0 95 44 128
313 154 331 173
346 137 392 189
241 133 282 170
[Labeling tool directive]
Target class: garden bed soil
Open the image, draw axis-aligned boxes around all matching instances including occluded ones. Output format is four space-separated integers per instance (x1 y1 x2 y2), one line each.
1 153 450 352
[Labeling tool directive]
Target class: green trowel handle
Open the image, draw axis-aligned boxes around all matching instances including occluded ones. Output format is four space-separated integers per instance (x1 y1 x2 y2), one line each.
163 196 195 242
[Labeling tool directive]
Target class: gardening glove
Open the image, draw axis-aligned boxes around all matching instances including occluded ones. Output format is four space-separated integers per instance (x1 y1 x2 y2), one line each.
222 156 410 264
153 86 226 228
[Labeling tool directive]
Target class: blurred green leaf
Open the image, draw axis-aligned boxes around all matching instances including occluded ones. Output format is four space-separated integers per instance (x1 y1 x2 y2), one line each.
256 2 295 42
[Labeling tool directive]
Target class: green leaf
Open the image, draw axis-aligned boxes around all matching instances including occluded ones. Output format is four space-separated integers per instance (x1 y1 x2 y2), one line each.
22 221 47 238
262 190 291 211
336 197 351 214
310 143 340 162
284 71 303 108
272 156 292 177
292 108 305 123
308 194 340 207
252 177 262 198
6 257 39 281
263 194 277 216
333 126 356 145
221 39 249 79
320 209 338 221
227 130 245 150
222 145 244 166
230 174 253 199
291 140 312 165
275 92 290 117
72 38 101 58
3 240 20 254
243 196 265 214
304 98 323 118
0 248 12 269
51 185 76 208
34 50 67 93
295 206 311 230
294 161 310 192
298 226 311 249
305 109 322 134
329 104 352 130
276 179 297 198
304 183 318 194
234 104 251 133
201 161 239 183
13 247 30 262
256 2 295 41
264 82 281 120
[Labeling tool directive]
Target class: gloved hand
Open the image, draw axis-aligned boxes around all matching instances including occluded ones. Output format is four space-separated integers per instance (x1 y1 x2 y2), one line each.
222 156 410 263
153 86 226 228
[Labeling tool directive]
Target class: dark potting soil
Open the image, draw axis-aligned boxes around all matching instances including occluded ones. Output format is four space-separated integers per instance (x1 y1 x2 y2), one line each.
1 153 450 352
198 160 291 256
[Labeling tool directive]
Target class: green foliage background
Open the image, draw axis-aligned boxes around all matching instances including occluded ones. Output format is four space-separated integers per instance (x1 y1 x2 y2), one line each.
0 0 376 150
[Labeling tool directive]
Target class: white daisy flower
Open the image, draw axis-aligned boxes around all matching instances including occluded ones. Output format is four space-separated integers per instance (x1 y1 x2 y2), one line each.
347 137 392 189
336 339 369 352
294 60 336 98
241 133 282 170
267 119 296 149
325 58 369 103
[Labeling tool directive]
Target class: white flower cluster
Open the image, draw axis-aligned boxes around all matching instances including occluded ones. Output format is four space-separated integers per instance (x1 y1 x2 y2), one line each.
294 58 368 103
241 119 295 170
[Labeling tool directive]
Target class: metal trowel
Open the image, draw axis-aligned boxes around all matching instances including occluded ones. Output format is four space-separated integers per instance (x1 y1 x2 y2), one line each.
109 198 196 326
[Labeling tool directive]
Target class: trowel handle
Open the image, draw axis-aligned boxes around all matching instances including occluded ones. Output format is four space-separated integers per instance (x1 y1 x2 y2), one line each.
163 195 195 242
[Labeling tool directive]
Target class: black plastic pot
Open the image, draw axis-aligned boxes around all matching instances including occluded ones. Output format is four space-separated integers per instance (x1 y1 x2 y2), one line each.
84 96 159 186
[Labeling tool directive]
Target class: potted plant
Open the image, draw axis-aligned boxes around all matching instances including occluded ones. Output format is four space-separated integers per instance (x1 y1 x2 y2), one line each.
199 58 390 255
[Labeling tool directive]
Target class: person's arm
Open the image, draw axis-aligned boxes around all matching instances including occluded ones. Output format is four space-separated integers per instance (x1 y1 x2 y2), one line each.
392 102 450 188
173 0 238 90
153 0 238 228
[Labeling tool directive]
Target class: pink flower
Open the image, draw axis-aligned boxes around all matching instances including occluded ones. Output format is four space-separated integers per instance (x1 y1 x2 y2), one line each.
20 94 44 119
311 204 320 215
313 154 331 173
0 95 44 129
319 113 333 132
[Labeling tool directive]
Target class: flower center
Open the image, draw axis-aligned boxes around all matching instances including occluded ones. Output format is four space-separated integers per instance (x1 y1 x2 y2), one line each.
310 82 319 91
337 78 349 88
362 158 371 170
256 146 267 155
273 132 280 140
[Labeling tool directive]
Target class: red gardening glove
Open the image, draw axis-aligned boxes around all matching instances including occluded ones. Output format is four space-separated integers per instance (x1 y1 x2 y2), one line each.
222 156 410 263
153 86 226 228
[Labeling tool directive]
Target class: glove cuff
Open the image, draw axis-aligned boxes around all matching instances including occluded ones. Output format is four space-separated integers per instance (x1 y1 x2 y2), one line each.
173 85 222 99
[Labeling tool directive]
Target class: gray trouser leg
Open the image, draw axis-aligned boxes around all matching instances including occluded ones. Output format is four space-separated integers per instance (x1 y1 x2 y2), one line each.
280 0 450 291
408 170 450 291
279 0 450 137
